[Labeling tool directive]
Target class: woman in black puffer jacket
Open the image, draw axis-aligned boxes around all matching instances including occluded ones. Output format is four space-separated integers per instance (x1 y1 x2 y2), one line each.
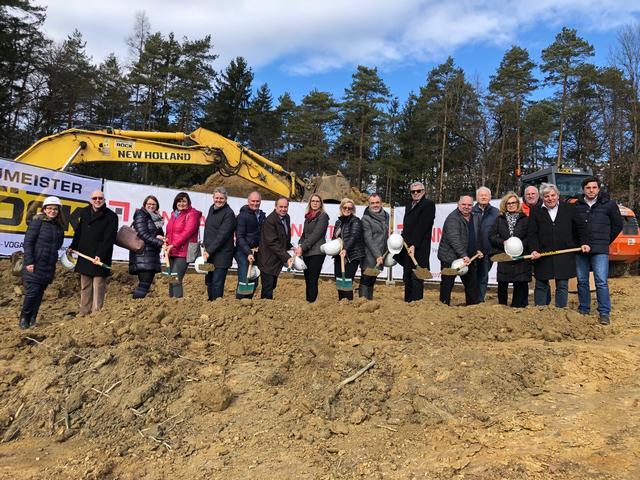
129 195 165 298
332 197 365 301
20 196 65 329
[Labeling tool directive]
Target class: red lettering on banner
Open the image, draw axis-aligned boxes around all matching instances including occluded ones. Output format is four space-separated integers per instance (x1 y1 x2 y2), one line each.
109 200 130 222
291 223 302 237
396 223 403 232
328 224 335 238
432 227 442 243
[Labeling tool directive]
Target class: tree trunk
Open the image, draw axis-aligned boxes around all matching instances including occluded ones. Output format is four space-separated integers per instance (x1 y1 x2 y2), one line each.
497 127 506 196
557 75 568 167
438 102 448 203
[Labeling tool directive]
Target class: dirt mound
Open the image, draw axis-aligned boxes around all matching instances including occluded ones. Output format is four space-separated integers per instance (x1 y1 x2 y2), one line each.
1 261 639 479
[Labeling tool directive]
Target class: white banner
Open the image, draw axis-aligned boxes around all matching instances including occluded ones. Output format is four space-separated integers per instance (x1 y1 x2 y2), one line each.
103 180 497 283
0 159 102 256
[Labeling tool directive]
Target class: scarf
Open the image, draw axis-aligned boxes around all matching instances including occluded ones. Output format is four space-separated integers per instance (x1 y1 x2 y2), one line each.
305 209 321 221
505 212 519 236
149 210 164 230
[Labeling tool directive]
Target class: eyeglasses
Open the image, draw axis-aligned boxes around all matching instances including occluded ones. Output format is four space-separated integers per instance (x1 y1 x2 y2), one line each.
411 189 424 194
91 196 104 200
506 201 519 206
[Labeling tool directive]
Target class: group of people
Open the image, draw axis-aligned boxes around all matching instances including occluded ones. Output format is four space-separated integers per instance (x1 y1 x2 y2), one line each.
437 178 623 325
17 176 622 328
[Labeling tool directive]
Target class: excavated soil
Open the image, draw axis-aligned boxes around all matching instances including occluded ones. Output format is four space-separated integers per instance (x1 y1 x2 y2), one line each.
0 260 639 479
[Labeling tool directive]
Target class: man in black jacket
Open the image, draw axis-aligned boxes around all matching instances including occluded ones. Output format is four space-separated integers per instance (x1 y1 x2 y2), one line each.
572 177 623 325
396 182 436 302
527 183 590 308
203 187 237 300
234 191 265 299
69 190 118 315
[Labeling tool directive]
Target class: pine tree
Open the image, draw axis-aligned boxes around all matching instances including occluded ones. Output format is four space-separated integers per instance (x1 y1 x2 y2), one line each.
541 27 595 167
247 83 279 157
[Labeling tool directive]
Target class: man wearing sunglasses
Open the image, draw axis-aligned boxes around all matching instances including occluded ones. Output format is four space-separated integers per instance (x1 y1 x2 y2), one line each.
68 190 118 315
395 182 436 302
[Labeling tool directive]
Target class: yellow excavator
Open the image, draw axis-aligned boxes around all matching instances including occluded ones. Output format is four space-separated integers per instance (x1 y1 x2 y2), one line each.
14 127 353 201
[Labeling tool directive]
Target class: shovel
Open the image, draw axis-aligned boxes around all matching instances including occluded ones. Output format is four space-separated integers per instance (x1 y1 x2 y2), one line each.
236 258 256 295
491 247 582 263
69 249 111 270
441 252 482 276
195 246 214 272
336 254 353 292
363 250 387 277
160 247 178 277
403 242 432 280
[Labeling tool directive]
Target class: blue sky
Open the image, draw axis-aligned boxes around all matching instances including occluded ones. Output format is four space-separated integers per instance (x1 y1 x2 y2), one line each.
39 0 640 106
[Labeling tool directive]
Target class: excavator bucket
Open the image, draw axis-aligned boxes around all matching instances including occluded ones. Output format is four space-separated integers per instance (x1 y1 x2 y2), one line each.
304 171 364 204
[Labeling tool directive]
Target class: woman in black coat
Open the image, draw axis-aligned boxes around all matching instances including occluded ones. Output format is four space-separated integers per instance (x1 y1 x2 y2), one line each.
129 195 165 299
489 192 531 308
19 196 65 328
332 197 365 301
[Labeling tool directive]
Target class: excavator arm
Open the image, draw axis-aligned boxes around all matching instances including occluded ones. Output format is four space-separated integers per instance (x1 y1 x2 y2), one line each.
15 127 306 200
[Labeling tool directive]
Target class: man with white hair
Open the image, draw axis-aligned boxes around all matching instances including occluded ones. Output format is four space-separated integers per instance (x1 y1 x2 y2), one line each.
472 186 498 302
527 183 589 308
395 181 435 302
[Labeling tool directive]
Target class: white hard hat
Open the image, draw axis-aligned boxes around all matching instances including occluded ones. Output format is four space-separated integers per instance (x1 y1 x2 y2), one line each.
60 251 76 270
320 238 343 256
248 265 261 280
43 196 62 207
194 256 208 274
451 258 469 275
383 252 397 267
293 256 307 271
504 236 524 257
387 233 404 255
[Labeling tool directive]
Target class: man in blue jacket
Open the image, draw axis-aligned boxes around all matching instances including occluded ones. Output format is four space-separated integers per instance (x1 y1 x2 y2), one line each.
472 186 499 302
234 192 266 299
572 177 623 325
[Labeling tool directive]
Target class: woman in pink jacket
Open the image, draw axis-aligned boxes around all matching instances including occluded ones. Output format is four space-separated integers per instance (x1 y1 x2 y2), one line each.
165 192 202 297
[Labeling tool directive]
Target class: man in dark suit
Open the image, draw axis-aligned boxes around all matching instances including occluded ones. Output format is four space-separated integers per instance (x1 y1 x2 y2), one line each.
527 183 589 308
396 181 436 302
257 197 294 299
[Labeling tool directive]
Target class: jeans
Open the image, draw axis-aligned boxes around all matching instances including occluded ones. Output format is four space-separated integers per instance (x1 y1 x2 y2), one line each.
169 257 188 282
235 251 258 299
475 255 492 303
206 267 228 300
534 278 568 308
576 253 611 315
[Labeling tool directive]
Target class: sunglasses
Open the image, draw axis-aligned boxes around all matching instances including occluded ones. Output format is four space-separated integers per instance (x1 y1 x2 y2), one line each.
91 196 104 200
342 206 354 211
411 189 424 194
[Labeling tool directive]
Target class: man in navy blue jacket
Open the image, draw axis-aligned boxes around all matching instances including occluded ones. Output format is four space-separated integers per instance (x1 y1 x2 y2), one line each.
234 192 266 299
572 177 623 325
472 186 499 302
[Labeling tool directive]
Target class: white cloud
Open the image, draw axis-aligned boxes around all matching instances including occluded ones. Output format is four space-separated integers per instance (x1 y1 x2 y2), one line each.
39 0 640 73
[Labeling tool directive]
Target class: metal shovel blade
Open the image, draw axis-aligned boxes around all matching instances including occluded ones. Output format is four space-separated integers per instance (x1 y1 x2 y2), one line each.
490 252 513 262
412 267 432 280
236 280 256 295
440 267 462 276
336 275 353 291
363 267 382 277
198 263 215 272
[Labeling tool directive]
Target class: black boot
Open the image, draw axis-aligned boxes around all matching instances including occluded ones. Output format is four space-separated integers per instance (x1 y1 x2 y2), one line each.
358 285 368 299
365 285 374 300
29 315 37 328
19 316 29 329
133 282 151 299
173 282 183 298
168 282 175 298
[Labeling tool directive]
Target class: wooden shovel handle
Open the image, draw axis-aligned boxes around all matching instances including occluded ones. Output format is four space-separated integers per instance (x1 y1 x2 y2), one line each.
402 241 419 267
246 258 253 278
466 252 482 265
70 249 111 270
340 252 346 274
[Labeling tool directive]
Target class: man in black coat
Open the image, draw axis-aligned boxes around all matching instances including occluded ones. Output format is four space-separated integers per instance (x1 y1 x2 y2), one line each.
203 187 237 300
527 183 589 308
396 181 436 302
257 197 294 299
234 191 265 299
572 177 623 325
68 190 118 315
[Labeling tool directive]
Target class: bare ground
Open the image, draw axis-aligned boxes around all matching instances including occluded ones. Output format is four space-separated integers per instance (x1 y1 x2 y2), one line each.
0 260 638 479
